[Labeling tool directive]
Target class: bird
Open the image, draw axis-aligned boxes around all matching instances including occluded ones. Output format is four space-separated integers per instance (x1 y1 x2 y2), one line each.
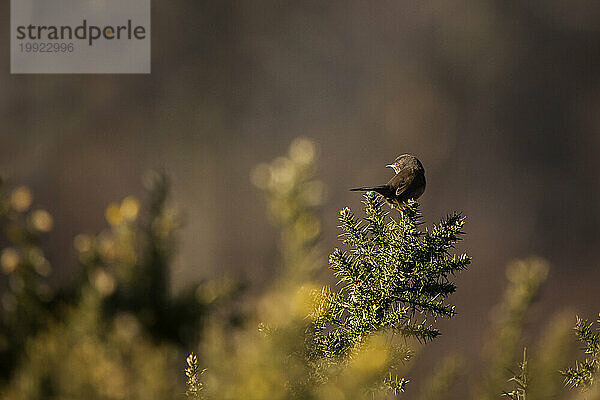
350 154 426 210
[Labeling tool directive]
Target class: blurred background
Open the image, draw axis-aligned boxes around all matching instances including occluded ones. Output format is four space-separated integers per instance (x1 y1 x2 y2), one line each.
1 0 600 398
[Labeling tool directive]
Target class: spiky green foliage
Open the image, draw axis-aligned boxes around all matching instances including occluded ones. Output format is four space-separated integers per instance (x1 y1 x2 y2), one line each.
503 348 529 400
197 280 417 399
194 143 472 398
185 352 206 399
310 192 470 388
562 314 600 389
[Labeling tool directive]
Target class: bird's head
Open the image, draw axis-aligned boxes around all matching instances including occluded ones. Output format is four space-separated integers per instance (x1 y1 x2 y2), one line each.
386 154 424 173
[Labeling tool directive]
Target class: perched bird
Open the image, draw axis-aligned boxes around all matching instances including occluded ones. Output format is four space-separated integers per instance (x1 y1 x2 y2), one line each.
350 154 426 210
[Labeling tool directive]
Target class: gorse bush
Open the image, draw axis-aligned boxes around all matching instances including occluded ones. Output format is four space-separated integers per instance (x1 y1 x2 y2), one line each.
185 353 206 399
0 139 598 399
74 172 210 346
189 141 472 399
302 194 470 394
502 348 529 400
0 173 216 399
314 196 470 356
2 288 177 400
562 314 600 389
186 139 599 400
0 180 54 380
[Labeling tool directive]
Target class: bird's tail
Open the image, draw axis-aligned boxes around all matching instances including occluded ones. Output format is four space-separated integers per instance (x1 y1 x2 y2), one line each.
349 185 386 192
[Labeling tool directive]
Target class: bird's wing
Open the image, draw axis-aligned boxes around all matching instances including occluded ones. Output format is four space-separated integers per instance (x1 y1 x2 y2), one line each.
387 169 415 197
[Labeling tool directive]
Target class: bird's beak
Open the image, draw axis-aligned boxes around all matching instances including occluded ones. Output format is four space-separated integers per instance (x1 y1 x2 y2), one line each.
386 164 394 169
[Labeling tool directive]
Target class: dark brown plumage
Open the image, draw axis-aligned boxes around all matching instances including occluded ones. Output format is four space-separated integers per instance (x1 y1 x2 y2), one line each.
350 154 426 209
